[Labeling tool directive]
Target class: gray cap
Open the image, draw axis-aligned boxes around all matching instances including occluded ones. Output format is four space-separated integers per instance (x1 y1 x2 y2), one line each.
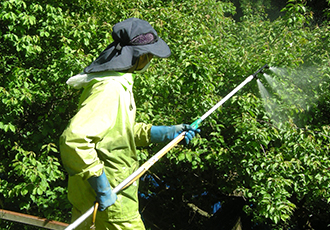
84 18 171 73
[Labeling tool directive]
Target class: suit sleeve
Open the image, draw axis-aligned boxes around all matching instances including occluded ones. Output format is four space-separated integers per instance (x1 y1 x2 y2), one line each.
134 123 152 147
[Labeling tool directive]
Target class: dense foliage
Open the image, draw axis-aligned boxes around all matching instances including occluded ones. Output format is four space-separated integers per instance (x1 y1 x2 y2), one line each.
1 0 329 229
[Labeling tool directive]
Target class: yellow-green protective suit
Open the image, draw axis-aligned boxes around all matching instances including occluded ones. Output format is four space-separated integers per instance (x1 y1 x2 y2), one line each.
59 72 152 229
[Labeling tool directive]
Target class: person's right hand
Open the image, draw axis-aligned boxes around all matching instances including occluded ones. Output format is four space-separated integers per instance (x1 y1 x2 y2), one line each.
150 124 200 145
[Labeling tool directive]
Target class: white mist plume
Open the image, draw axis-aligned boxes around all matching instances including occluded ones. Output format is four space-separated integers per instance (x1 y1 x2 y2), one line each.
258 65 323 124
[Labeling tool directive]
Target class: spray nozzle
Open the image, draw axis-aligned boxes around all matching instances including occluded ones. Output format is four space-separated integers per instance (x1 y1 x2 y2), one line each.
252 64 269 79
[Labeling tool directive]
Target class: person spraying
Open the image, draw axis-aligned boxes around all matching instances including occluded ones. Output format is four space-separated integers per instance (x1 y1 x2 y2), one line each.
59 18 200 230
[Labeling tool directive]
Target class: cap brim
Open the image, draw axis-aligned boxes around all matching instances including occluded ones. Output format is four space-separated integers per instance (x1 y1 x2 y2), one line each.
84 38 171 73
134 38 171 58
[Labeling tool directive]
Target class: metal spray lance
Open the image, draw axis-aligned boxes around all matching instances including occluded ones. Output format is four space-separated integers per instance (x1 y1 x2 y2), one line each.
190 64 269 129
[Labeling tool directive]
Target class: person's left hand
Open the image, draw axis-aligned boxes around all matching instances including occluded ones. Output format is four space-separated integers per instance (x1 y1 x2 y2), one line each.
88 171 117 211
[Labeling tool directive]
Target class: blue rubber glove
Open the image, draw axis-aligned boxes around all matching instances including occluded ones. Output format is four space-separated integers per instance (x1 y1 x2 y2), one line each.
88 171 117 211
150 124 200 145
